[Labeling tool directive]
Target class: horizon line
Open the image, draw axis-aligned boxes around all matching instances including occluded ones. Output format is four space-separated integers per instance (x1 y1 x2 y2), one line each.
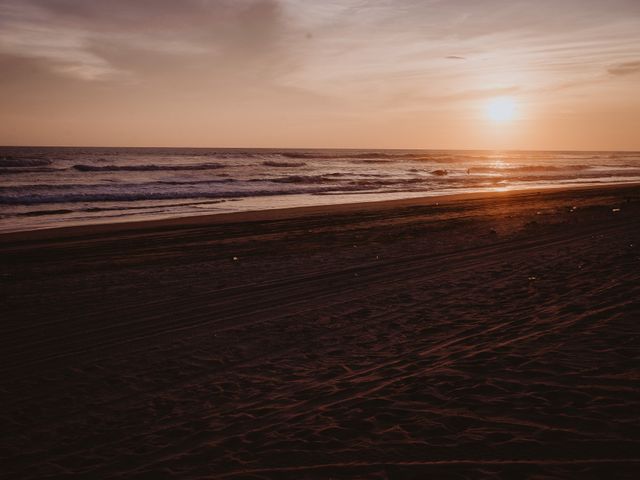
2 144 639 153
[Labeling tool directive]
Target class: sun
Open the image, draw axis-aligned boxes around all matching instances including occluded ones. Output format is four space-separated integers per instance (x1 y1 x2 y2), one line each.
485 96 517 123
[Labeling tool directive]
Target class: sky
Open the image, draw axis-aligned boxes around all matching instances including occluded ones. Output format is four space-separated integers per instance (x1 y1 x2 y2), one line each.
1 0 639 150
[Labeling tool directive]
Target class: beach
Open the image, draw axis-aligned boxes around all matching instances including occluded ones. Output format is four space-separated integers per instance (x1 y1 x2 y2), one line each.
2 183 639 479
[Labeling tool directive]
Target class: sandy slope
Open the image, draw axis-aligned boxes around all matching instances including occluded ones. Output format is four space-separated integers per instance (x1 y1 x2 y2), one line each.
1 185 639 479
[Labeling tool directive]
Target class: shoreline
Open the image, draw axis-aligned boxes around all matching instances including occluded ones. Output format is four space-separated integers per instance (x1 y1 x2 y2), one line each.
3 182 639 244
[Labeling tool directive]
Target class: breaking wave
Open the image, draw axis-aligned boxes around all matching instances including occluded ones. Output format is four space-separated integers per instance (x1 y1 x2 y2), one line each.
0 158 52 168
468 165 591 174
73 163 225 172
270 175 338 184
262 161 307 168
0 183 385 205
0 190 315 205
0 167 60 174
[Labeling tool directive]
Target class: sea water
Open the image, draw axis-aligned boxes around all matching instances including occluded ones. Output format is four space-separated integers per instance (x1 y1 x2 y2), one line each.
1 147 639 233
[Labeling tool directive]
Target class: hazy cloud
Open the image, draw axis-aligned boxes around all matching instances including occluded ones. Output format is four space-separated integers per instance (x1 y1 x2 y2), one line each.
0 0 290 81
608 61 640 76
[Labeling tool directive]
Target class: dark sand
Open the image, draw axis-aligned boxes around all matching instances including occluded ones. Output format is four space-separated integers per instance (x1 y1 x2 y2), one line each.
1 185 639 479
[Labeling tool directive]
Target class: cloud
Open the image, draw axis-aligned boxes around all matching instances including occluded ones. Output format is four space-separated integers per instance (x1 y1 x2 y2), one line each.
3 0 640 90
608 61 640 76
0 0 290 81
294 1 639 111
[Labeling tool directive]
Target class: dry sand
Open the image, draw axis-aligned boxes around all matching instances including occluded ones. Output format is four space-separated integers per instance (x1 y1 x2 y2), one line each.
1 184 639 479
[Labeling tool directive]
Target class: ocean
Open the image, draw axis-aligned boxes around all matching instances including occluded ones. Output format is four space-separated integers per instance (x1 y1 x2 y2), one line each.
1 146 639 233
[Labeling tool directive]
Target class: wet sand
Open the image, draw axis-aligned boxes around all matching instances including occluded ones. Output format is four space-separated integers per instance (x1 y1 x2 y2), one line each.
2 184 640 479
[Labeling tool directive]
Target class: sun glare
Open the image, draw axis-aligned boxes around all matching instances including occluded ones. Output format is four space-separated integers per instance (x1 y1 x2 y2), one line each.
486 97 517 123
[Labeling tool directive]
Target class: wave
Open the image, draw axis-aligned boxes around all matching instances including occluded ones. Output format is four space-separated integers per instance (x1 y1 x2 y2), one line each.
156 178 234 185
2 184 408 206
73 163 225 172
349 159 393 164
276 151 471 161
348 178 428 186
270 175 339 184
15 200 230 218
0 191 273 205
467 165 591 174
262 161 306 167
0 167 61 174
0 158 52 167
270 176 433 187
0 183 350 205
280 151 423 161
0 177 427 205
16 209 75 217
4 179 238 191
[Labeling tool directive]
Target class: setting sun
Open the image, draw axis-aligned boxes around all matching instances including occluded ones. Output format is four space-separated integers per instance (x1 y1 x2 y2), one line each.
486 97 518 123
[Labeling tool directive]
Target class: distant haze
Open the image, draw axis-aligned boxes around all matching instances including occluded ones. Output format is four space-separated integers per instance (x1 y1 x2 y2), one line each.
1 0 639 150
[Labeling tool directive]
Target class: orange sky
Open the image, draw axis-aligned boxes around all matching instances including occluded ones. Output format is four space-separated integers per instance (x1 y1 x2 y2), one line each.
1 0 639 150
